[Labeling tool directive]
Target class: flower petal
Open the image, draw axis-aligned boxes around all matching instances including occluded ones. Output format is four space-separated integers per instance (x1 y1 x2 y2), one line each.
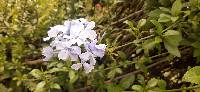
79 52 92 62
71 63 82 70
42 46 54 61
58 50 69 60
83 63 94 73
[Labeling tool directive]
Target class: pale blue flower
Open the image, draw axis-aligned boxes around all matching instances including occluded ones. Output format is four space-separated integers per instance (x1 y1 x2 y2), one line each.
42 46 54 61
71 63 82 70
79 51 96 67
58 50 69 61
85 21 95 30
85 43 106 58
79 29 97 42
83 63 94 73
69 46 81 55
79 51 92 61
58 48 80 61
42 18 106 73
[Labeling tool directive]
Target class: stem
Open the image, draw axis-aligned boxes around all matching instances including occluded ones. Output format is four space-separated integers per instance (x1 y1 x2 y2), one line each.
94 61 137 72
114 41 135 50
0 27 7 29
111 10 144 25
163 86 200 92
162 21 179 33
95 51 169 72
114 34 154 50
75 48 190 91
113 21 179 50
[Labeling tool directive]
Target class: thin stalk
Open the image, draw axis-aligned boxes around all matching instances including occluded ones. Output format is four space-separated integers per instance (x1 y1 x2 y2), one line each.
111 10 144 25
113 21 179 50
163 86 200 92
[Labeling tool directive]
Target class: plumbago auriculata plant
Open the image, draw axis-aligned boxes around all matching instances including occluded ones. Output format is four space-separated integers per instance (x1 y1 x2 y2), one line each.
42 18 106 73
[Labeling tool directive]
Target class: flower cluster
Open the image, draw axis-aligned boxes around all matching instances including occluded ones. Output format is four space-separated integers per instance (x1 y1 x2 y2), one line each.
42 18 106 73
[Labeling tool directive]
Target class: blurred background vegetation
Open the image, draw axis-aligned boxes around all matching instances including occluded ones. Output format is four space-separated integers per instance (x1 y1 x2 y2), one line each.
0 0 200 92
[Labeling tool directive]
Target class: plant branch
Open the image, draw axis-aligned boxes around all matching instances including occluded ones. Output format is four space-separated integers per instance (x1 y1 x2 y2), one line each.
24 59 43 65
163 85 200 92
111 10 144 25
75 48 191 92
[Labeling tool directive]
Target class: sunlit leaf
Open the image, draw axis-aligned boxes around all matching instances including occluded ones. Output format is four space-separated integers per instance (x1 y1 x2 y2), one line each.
147 78 158 88
158 14 171 22
50 83 61 89
34 81 46 92
150 20 163 35
119 75 135 89
30 69 42 78
132 85 144 92
137 19 147 29
171 0 182 16
183 66 200 84
163 30 182 57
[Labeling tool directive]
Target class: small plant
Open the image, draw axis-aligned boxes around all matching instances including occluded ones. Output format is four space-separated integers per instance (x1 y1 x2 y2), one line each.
42 18 106 73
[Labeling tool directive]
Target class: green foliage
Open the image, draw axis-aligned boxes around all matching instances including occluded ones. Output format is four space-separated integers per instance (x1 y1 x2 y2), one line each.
171 0 183 16
107 84 123 92
119 75 135 89
131 76 167 92
163 30 182 57
132 85 144 92
183 66 200 84
150 20 163 35
0 0 200 91
137 19 147 29
35 81 46 92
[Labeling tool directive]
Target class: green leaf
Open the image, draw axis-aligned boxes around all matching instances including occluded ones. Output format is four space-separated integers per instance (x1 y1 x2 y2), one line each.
34 81 46 92
157 80 167 90
50 83 61 89
137 19 147 29
159 0 171 6
132 85 144 92
147 78 158 88
119 75 135 89
108 70 116 79
192 41 200 48
107 84 123 92
148 9 164 19
164 41 180 57
108 68 122 79
143 39 157 51
124 20 139 34
194 48 200 57
135 62 148 73
159 7 171 13
137 74 145 86
194 88 200 92
30 69 42 78
47 68 66 73
171 0 182 16
142 37 162 54
115 68 122 74
123 20 135 30
158 14 171 23
117 51 126 60
163 30 182 45
150 20 163 35
171 17 179 23
163 30 182 57
189 0 200 9
183 66 200 84
0 84 8 92
69 70 78 83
